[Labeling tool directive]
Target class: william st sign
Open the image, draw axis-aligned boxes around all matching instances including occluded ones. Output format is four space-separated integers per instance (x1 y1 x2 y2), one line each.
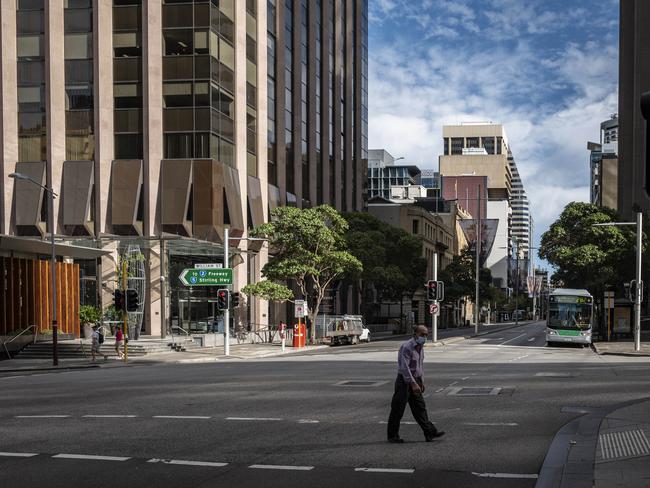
179 268 233 286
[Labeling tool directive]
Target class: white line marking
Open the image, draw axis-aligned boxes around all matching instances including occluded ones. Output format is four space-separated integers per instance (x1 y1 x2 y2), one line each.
83 415 137 418
500 333 527 345
448 381 458 387
147 458 228 467
461 377 470 380
528 337 536 342
249 464 314 471
226 417 283 421
378 421 416 425
435 387 445 393
355 467 415 474
297 419 320 424
472 472 538 479
0 452 38 457
53 454 130 462
464 422 518 426
152 415 211 420
15 415 71 418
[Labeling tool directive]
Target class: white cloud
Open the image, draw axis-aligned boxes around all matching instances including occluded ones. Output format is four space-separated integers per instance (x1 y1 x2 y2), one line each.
367 0 619 257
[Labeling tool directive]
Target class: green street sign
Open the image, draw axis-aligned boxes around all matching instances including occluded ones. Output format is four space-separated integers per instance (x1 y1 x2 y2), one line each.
179 268 233 286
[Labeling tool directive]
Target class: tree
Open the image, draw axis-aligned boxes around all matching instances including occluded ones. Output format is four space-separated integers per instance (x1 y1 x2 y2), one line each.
344 212 426 326
242 205 362 344
539 202 637 293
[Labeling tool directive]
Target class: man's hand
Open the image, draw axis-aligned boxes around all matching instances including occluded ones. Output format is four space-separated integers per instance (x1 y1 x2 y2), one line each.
410 382 422 394
420 382 425 393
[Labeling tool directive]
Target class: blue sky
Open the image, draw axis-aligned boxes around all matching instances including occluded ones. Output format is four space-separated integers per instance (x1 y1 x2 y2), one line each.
367 0 619 262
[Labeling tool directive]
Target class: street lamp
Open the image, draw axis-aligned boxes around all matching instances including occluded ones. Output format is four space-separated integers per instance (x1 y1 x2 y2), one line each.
9 172 59 365
593 212 643 351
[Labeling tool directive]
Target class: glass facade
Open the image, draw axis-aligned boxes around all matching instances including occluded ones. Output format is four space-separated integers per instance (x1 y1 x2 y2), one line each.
246 0 257 176
113 0 143 159
267 0 277 185
284 0 293 192
161 0 235 165
17 0 46 162
64 0 94 161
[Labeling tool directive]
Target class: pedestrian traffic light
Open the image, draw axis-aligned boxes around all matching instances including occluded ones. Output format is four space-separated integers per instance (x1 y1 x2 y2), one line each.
232 292 240 308
427 280 437 301
217 289 229 311
126 289 139 312
114 290 125 311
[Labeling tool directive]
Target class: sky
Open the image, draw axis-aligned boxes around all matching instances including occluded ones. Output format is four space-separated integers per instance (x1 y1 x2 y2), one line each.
367 0 620 264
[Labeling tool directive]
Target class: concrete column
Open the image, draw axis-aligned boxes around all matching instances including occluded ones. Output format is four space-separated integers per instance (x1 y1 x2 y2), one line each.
143 1 164 336
94 0 113 235
143 0 163 237
45 0 65 233
234 0 249 329
255 0 269 330
1 1 18 234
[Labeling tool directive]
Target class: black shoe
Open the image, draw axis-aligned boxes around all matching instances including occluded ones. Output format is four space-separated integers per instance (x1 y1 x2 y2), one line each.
425 431 445 442
387 437 404 444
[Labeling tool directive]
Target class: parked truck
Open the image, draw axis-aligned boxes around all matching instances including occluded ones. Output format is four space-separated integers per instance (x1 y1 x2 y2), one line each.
317 315 370 346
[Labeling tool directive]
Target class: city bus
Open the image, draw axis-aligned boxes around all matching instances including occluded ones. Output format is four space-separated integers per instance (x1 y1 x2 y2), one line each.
546 288 593 346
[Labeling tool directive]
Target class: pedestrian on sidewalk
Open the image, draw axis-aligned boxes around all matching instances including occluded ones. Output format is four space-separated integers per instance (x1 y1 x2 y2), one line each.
387 325 445 443
115 325 124 359
90 325 107 361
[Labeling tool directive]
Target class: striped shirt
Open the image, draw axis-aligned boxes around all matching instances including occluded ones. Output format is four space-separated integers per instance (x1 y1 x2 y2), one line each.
397 338 424 384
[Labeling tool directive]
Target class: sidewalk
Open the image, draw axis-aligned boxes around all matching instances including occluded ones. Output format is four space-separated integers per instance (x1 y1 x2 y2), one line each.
537 397 650 488
592 341 650 357
0 342 328 373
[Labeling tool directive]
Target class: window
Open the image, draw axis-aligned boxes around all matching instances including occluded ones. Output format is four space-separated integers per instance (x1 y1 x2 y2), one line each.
412 220 419 235
17 35 43 58
115 134 143 159
163 82 193 107
113 32 142 57
65 84 93 110
163 29 193 56
65 33 92 59
17 10 44 34
114 83 142 108
17 86 43 112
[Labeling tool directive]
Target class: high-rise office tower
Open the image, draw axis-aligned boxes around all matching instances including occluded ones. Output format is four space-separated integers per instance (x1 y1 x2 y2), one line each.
508 156 530 258
0 0 367 338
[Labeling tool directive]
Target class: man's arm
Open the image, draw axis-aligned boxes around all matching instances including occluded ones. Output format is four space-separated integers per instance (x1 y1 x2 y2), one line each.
398 345 418 386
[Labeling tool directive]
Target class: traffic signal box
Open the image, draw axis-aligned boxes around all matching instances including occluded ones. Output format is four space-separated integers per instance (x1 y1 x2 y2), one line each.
217 289 230 310
427 280 444 301
126 289 139 312
114 290 125 311
232 292 240 308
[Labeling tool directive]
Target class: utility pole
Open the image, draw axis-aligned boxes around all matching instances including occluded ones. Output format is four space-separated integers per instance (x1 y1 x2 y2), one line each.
514 238 519 326
433 252 438 343
474 186 481 334
224 227 230 356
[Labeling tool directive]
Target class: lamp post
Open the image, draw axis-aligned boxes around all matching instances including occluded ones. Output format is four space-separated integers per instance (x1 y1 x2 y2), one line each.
9 172 59 365
593 213 643 351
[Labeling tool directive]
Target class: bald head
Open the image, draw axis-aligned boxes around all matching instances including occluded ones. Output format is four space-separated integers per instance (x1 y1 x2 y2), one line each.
413 325 428 338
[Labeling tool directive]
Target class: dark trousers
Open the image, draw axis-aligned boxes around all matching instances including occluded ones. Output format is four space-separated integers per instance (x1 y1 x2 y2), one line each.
387 375 438 439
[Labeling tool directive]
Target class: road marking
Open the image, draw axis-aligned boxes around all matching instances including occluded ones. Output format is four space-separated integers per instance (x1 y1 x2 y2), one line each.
461 377 470 380
53 454 130 462
464 422 518 426
15 415 71 418
355 467 415 474
147 458 228 467
297 419 320 424
379 421 417 425
499 333 527 345
83 415 137 418
472 472 538 479
435 387 445 393
226 417 283 421
152 415 211 420
528 337 536 342
249 464 314 471
0 452 38 457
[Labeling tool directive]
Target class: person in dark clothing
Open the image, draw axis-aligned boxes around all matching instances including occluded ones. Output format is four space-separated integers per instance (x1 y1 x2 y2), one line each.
387 325 445 443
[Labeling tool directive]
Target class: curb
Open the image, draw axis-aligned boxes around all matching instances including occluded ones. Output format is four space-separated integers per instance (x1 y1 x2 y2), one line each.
592 343 650 357
535 396 650 488
0 364 101 374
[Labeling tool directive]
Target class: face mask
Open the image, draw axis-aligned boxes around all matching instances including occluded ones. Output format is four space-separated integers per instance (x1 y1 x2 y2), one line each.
415 336 426 345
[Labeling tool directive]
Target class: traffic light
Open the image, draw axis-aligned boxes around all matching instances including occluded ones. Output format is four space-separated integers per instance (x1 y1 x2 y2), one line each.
113 290 125 311
126 289 139 312
232 292 240 308
427 280 437 301
217 289 230 311
436 281 445 301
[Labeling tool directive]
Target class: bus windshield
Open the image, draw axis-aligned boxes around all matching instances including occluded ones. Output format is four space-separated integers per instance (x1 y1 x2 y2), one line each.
548 302 592 330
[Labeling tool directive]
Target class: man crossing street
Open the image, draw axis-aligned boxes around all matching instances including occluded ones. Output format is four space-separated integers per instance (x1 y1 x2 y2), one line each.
387 325 445 443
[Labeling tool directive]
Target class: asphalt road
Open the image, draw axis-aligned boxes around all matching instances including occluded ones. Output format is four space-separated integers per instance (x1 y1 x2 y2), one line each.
2 321 650 488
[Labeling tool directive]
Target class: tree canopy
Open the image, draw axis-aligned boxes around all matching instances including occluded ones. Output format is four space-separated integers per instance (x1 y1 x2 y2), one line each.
539 202 638 293
242 205 362 343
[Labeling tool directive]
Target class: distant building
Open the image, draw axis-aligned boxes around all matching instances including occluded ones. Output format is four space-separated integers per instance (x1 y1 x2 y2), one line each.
589 115 619 210
367 149 421 199
441 175 487 221
509 156 531 257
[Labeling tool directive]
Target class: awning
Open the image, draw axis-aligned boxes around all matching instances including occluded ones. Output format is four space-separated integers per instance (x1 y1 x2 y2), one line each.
0 236 111 259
